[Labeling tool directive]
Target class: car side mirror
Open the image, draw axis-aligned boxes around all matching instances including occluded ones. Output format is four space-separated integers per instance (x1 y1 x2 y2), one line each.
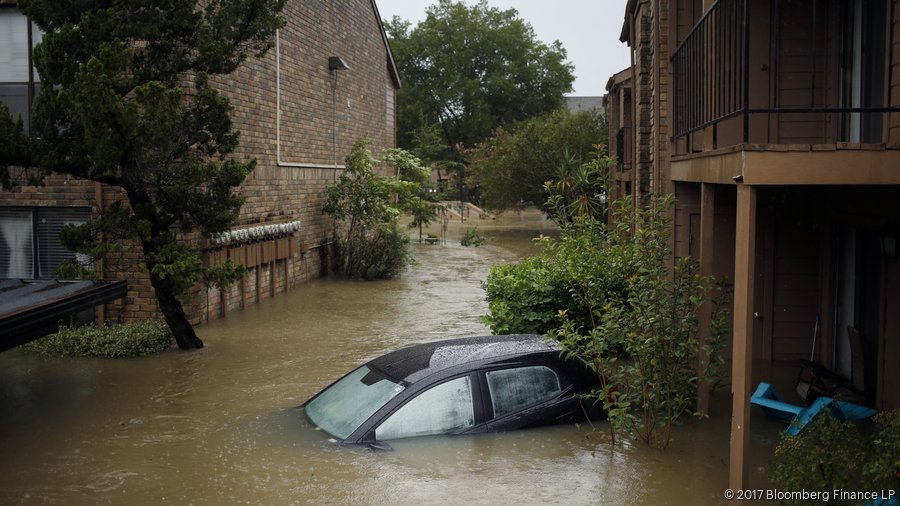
367 441 393 451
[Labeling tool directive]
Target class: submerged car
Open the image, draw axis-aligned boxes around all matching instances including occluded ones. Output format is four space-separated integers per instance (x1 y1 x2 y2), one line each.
302 334 604 447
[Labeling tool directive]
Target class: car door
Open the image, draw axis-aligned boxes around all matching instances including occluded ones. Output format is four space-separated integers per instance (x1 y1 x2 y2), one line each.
482 364 580 431
373 374 479 441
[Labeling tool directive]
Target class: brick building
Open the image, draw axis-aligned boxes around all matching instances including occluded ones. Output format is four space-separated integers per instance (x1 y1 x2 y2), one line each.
607 0 900 491
0 0 400 324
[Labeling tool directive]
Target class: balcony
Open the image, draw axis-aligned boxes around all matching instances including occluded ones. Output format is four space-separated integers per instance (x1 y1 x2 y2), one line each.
673 0 900 158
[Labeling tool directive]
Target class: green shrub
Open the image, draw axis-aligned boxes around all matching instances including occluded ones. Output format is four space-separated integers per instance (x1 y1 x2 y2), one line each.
324 139 426 280
21 320 175 358
337 222 411 280
769 409 900 505
482 194 728 449
460 227 485 247
482 253 593 335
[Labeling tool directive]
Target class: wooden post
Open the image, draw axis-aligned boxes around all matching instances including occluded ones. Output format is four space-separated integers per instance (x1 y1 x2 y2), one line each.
697 183 716 413
730 183 757 492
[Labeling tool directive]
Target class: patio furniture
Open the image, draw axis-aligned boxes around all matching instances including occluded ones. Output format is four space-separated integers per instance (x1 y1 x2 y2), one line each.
750 382 877 436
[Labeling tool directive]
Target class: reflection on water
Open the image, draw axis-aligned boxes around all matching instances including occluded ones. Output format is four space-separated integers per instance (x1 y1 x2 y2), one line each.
0 209 730 505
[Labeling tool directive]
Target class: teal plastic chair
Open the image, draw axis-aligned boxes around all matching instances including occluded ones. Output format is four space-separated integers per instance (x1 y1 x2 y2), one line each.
750 382 877 436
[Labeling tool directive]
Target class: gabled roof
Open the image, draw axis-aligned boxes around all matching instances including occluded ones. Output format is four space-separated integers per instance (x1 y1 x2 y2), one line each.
370 0 402 89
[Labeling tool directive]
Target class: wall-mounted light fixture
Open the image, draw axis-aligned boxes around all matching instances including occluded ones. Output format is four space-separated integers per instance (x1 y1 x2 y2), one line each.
329 56 350 168
879 224 897 259
328 56 350 71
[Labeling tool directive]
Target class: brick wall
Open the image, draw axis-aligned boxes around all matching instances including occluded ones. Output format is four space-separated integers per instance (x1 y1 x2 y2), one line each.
0 0 398 325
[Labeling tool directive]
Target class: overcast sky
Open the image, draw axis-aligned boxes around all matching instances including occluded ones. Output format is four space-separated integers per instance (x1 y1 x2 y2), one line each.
374 0 631 97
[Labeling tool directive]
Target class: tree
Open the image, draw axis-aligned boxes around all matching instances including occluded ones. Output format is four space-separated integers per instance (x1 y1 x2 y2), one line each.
468 109 607 212
385 0 575 152
482 152 730 448
1 0 286 349
323 139 428 279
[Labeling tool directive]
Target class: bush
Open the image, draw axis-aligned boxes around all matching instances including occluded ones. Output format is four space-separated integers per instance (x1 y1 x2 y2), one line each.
482 193 728 448
324 139 426 279
337 222 411 280
21 320 175 358
769 409 900 505
482 245 601 336
460 227 485 247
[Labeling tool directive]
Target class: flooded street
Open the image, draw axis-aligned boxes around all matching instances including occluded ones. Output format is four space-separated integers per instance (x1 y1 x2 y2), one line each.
0 210 734 505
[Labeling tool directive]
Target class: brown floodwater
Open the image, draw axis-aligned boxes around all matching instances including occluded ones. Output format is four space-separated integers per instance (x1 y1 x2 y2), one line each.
0 209 742 505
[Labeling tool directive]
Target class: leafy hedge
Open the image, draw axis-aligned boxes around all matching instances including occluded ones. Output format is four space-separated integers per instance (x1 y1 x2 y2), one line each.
769 409 900 505
482 254 589 335
21 320 174 358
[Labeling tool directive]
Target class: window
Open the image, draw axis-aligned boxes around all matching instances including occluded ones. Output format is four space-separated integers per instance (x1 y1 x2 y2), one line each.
486 366 562 417
304 365 405 440
0 207 91 278
375 376 474 440
0 7 42 132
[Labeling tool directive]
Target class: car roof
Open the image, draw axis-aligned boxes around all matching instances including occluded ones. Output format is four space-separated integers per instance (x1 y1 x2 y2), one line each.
367 334 560 384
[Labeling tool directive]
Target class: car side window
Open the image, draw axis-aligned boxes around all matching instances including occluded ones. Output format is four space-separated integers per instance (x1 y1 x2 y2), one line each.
486 366 562 417
375 376 474 440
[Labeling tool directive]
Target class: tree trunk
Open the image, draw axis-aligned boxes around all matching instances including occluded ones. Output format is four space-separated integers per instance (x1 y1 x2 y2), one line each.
148 269 204 349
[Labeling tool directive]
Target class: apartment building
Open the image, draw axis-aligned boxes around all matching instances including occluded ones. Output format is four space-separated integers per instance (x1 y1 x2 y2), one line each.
0 0 400 325
608 0 900 490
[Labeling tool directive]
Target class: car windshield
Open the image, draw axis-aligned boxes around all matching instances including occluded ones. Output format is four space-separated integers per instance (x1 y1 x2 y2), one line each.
304 364 405 440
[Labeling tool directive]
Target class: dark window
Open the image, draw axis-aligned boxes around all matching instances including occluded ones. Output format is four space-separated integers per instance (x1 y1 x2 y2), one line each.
486 366 562 417
0 207 91 279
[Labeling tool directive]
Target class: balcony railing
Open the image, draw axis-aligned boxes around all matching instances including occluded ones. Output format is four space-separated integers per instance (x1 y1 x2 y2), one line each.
673 0 900 148
673 0 748 140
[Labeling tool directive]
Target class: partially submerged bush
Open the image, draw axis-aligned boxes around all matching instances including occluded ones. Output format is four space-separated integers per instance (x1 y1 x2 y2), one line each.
460 227 485 247
482 150 729 448
336 222 411 280
324 139 427 280
21 320 174 358
482 253 588 335
769 409 900 505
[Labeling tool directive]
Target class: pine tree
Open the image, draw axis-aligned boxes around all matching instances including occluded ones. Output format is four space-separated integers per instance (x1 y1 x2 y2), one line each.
1 0 286 349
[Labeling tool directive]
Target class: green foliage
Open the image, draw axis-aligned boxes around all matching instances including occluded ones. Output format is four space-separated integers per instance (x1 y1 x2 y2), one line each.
483 188 729 448
552 196 729 448
482 253 577 335
2 0 286 349
769 409 900 505
468 110 607 212
385 0 574 151
543 144 613 225
482 149 620 336
334 222 412 281
21 320 174 358
324 139 426 279
460 227 485 247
